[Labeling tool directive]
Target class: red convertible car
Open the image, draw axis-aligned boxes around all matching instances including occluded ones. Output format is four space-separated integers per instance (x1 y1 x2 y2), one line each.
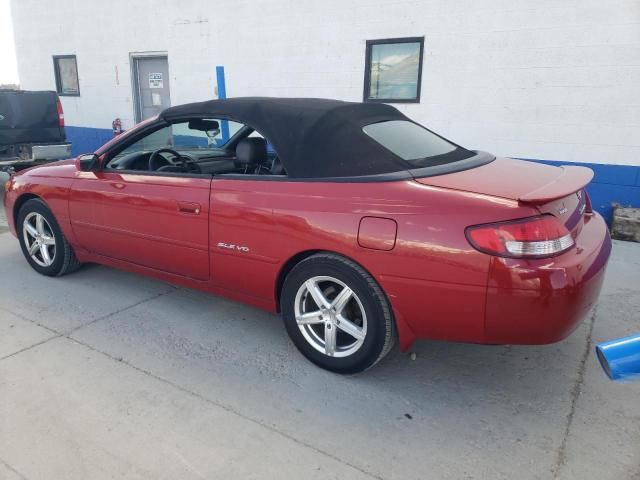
3 98 611 373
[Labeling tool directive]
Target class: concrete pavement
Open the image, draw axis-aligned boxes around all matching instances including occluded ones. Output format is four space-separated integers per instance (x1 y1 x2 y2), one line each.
0 182 638 479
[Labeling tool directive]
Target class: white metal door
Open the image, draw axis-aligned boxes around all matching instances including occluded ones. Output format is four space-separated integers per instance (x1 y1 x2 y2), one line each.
132 56 171 122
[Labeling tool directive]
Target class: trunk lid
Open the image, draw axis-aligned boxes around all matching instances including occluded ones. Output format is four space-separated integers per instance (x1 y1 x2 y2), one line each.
415 157 593 233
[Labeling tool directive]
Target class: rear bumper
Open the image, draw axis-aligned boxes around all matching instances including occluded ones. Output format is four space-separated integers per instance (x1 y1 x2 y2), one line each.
0 143 71 167
484 212 611 344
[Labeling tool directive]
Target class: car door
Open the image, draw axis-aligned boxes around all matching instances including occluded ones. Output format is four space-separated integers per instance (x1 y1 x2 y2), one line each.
69 172 211 280
67 120 215 281
69 170 211 281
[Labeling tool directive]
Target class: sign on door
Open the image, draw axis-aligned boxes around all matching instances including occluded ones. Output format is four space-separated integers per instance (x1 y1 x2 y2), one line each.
149 73 164 89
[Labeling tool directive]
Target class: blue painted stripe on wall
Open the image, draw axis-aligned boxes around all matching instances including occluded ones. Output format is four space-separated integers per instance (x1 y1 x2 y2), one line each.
522 159 640 224
65 126 112 156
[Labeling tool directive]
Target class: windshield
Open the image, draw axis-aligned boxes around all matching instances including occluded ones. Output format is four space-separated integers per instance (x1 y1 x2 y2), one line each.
362 120 473 168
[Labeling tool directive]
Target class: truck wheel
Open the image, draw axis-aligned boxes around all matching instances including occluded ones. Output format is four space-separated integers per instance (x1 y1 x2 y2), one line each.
281 253 395 374
17 198 81 276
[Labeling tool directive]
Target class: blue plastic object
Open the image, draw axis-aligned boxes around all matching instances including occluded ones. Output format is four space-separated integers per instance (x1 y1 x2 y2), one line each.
596 333 640 381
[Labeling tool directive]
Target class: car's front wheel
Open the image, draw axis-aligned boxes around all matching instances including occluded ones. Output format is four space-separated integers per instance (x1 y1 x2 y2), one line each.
281 253 395 373
17 198 82 277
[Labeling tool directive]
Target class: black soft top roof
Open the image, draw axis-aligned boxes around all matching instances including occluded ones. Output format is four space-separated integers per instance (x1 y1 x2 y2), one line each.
162 97 417 178
161 97 494 180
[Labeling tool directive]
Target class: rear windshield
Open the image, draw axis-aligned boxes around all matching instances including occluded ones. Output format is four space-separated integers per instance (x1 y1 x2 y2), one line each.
362 120 474 168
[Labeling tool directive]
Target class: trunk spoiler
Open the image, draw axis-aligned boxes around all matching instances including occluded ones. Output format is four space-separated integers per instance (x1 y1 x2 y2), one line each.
518 165 593 203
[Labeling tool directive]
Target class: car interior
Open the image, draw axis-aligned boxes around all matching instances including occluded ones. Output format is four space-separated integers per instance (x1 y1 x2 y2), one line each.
106 119 287 177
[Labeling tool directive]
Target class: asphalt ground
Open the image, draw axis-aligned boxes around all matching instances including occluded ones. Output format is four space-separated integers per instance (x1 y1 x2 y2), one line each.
0 173 638 479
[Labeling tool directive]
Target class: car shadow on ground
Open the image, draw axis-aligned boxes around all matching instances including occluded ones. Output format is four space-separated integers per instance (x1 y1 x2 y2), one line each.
68 261 587 420
5 250 586 411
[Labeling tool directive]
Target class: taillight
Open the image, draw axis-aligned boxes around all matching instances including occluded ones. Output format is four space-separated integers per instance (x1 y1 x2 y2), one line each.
466 215 574 258
56 98 64 128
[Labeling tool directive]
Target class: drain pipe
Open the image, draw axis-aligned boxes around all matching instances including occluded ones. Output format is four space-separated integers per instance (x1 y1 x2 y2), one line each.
596 333 640 381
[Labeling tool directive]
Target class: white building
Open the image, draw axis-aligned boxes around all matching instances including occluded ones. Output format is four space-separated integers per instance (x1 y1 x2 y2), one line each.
10 0 640 221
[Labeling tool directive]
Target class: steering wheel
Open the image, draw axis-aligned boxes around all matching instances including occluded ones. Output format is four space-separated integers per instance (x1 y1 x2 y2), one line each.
148 148 185 171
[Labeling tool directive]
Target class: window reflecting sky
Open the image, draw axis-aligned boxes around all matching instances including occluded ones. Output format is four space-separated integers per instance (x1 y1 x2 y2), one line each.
369 42 421 100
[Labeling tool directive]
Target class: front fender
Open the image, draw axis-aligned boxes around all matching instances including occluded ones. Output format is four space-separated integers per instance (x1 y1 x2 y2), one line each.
5 167 76 243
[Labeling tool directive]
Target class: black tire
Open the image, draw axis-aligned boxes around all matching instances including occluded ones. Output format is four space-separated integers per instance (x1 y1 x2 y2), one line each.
281 253 395 374
17 198 82 277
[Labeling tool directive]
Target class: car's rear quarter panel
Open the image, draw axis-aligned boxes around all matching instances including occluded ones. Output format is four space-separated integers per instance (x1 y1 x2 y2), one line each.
210 178 540 349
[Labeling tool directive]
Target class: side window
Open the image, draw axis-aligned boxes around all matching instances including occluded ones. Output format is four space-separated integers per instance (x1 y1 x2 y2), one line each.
104 119 285 177
108 119 243 164
117 125 173 155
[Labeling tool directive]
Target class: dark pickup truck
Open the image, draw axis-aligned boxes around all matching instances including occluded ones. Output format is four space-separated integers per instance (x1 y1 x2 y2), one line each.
0 89 71 171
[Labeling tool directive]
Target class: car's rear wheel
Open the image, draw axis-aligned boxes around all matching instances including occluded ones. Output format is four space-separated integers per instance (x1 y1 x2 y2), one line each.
281 253 395 373
17 198 81 277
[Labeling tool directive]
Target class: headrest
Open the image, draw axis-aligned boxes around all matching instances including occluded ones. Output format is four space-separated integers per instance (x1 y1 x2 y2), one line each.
235 137 267 166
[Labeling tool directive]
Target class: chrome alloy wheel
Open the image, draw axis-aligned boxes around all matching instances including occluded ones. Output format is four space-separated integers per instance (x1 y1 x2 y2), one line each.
294 276 367 357
22 212 56 267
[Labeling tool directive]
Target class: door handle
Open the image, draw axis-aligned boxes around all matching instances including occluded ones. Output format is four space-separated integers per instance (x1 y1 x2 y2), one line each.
177 201 201 214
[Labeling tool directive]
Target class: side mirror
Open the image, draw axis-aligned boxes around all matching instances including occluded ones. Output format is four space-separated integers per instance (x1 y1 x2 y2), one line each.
76 153 99 172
